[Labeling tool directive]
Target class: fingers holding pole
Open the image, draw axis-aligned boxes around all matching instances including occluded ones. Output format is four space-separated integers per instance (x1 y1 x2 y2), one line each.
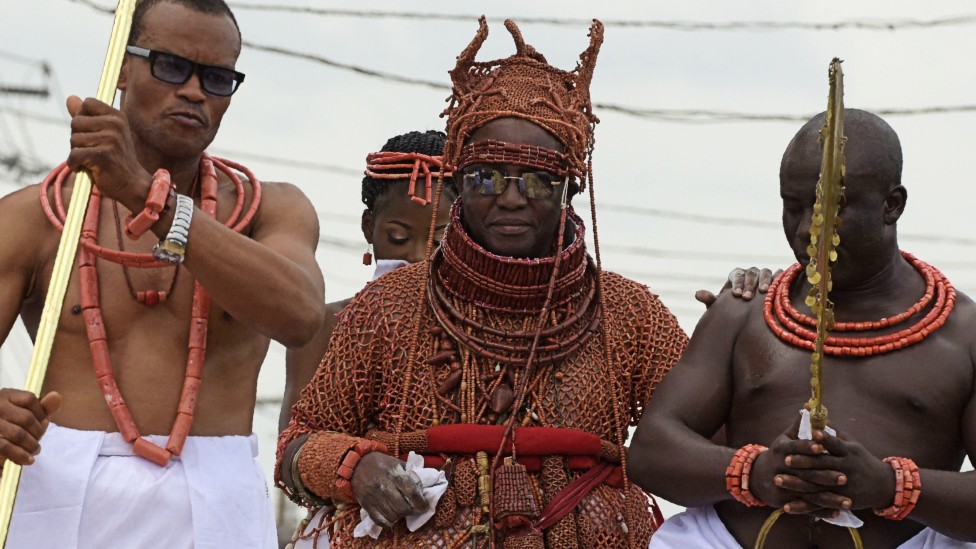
0 1 137 546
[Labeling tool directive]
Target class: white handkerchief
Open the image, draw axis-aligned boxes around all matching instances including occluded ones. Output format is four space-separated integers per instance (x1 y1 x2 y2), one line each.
797 409 863 529
353 451 449 539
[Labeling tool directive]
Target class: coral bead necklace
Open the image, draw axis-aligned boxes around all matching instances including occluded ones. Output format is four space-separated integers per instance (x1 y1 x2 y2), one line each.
40 154 261 465
764 251 955 357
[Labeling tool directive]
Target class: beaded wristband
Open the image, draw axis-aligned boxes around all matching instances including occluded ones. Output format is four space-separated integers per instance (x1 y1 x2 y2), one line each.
874 456 921 520
726 444 769 507
297 433 360 502
289 438 328 508
152 193 194 264
125 168 173 239
334 439 390 502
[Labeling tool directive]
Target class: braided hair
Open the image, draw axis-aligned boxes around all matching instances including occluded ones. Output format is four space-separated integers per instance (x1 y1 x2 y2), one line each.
362 130 456 212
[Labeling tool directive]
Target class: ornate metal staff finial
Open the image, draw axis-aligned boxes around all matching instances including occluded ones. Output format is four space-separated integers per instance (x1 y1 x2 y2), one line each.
805 57 846 431
755 58 858 549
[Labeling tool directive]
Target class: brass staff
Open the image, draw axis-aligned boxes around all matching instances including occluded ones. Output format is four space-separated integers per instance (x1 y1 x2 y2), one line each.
756 58 860 549
804 57 846 432
0 1 136 545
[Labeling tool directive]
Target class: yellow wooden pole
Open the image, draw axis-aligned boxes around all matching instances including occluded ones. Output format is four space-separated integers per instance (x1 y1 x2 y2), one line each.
0 1 136 545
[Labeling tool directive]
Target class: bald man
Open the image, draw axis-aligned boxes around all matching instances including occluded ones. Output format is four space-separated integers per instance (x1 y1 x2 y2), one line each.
629 110 976 548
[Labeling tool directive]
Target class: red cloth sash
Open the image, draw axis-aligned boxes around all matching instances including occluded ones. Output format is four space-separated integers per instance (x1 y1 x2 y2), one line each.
424 424 603 457
403 424 624 487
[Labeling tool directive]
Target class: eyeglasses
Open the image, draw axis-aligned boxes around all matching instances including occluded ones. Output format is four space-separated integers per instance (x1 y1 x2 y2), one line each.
461 167 561 199
125 45 245 97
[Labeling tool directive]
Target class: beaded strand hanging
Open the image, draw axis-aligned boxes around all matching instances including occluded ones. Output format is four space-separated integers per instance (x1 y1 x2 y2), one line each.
39 154 261 465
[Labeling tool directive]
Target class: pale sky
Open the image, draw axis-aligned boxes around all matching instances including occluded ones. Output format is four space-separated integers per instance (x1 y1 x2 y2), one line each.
3 0 976 523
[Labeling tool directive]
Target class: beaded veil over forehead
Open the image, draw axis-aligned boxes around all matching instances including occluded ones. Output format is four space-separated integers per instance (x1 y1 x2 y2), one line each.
442 17 604 187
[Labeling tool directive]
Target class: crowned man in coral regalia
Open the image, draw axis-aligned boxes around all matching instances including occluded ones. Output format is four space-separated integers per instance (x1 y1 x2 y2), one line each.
278 17 689 549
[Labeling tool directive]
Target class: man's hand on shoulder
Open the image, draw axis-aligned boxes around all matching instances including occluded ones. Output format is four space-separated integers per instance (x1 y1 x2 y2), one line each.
696 267 781 308
0 390 61 466
351 452 428 528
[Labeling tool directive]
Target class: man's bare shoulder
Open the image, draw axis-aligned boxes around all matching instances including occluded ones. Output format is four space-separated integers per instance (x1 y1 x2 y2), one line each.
252 180 307 200
1 182 51 217
0 183 60 255
244 180 317 230
943 286 976 338
681 272 770 344
249 180 314 211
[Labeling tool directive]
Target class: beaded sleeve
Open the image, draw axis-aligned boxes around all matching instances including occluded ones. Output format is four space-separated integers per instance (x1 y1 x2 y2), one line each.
275 269 408 505
600 273 688 425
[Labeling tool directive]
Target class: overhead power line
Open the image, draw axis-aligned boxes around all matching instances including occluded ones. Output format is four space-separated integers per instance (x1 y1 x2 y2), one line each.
0 106 360 176
0 86 49 98
0 152 49 180
243 42 449 91
228 4 976 32
0 50 51 70
242 41 976 124
73 0 976 32
67 2 976 124
0 50 53 99
599 203 779 228
598 104 976 123
596 202 976 247
0 107 66 126
314 229 976 272
68 0 113 13
209 147 361 176
7 102 976 248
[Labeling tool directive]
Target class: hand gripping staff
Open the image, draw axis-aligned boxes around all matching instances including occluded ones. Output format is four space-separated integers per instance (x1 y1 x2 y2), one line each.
0 2 136 545
755 59 863 549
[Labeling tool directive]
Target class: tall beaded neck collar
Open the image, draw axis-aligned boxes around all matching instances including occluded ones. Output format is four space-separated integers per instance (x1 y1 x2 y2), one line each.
430 200 591 314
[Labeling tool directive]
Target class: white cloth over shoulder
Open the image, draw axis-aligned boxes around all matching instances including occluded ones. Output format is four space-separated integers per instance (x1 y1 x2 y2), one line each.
649 506 976 548
8 423 277 549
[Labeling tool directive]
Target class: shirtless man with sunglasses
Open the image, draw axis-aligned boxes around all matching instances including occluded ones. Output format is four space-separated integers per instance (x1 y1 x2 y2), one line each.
0 1 324 547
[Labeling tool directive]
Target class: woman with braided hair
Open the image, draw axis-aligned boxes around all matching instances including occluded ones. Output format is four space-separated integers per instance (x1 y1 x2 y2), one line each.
280 130 455 431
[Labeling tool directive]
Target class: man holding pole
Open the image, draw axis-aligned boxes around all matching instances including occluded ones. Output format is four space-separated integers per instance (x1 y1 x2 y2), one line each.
0 0 324 547
627 108 976 548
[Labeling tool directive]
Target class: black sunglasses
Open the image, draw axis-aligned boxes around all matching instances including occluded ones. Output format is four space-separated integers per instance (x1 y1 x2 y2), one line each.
125 45 245 97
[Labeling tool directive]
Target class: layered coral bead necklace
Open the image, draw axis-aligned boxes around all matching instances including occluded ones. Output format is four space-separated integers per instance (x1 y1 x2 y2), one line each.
764 251 955 357
40 154 261 465
425 203 602 424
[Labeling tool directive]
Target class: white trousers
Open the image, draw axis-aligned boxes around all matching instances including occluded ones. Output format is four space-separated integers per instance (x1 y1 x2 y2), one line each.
649 506 975 549
8 423 277 549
